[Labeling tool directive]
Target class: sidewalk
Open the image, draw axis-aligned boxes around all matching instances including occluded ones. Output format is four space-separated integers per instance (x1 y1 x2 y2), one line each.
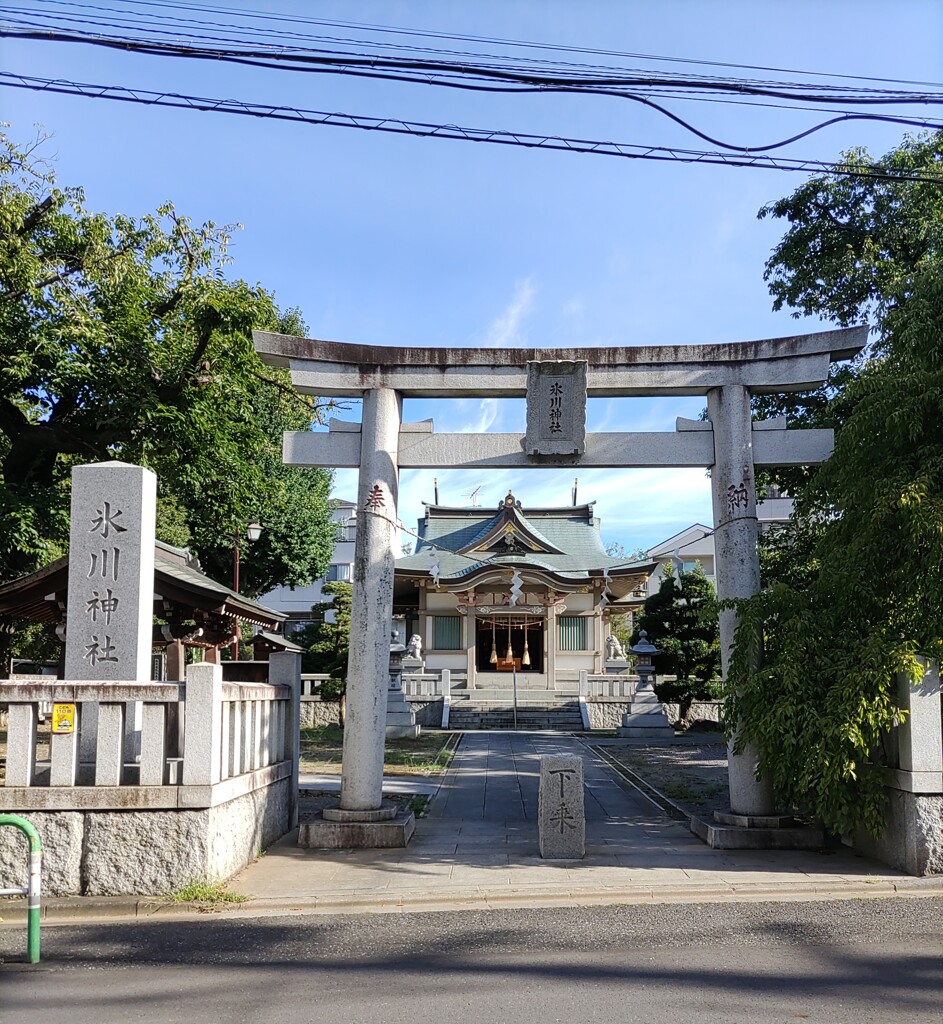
5 733 941 924
230 732 943 914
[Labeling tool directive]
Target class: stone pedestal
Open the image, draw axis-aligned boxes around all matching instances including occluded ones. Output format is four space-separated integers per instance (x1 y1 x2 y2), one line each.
539 755 585 859
402 656 424 674
386 683 420 739
691 812 825 850
604 660 630 675
617 680 675 739
298 802 416 849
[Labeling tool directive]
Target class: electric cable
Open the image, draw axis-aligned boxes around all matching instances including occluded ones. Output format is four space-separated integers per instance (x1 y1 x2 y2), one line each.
25 0 943 91
3 27 942 154
3 71 941 184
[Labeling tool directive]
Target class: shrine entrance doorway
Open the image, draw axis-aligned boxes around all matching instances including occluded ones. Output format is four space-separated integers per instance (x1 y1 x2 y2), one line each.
476 614 544 675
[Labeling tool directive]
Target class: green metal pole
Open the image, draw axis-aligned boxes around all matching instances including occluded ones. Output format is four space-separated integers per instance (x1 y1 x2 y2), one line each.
0 814 41 964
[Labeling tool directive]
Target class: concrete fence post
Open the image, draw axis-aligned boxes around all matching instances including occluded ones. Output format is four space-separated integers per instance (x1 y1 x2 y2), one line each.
897 659 942 778
5 704 37 788
270 651 302 829
182 662 224 786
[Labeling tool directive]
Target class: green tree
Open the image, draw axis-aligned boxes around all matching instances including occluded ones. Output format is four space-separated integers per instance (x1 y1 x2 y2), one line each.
724 131 943 836
635 565 720 724
752 131 943 491
295 581 353 680
0 128 336 658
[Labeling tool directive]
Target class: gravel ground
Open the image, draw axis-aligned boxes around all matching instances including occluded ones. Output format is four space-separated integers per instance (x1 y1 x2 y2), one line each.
298 792 424 821
599 742 729 819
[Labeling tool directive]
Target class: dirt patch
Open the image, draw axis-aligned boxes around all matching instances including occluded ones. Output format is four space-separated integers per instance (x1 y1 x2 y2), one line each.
600 743 729 820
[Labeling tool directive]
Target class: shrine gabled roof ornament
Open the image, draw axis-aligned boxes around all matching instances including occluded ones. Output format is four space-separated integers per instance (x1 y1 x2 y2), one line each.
458 491 565 557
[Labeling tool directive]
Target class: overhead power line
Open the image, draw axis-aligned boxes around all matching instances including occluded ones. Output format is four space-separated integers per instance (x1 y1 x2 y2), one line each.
3 72 942 184
23 0 943 91
4 13 942 103
2 25 943 154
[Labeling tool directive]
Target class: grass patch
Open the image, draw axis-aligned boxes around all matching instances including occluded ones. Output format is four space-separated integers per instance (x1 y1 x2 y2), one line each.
405 794 431 818
167 880 247 906
300 726 458 776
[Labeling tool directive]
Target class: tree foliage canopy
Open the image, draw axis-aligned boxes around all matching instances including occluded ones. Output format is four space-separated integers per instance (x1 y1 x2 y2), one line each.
294 580 353 682
0 128 335 606
726 131 943 836
636 565 720 722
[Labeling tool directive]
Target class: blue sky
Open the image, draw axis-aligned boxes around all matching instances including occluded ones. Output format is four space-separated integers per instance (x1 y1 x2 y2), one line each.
3 0 942 551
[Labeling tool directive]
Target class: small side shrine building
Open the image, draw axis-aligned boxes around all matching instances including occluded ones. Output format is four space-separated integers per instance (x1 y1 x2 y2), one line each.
393 491 655 688
0 540 286 679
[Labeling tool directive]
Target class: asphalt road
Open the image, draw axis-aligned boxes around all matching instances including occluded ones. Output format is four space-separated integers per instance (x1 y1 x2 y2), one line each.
2 897 942 1024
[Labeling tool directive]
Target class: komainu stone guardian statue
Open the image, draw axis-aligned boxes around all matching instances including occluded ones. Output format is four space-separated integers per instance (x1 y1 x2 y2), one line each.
605 634 627 661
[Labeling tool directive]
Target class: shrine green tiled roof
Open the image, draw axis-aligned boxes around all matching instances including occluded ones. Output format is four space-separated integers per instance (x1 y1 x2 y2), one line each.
396 502 651 582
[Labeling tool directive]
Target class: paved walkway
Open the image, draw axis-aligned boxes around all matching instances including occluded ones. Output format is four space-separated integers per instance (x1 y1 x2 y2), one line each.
232 733 940 913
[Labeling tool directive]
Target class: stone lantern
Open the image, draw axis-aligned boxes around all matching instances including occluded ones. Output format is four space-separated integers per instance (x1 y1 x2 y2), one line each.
630 630 660 687
618 630 674 739
386 630 419 739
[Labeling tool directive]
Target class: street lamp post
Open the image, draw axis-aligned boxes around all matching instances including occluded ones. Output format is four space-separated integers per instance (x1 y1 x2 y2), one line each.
231 521 262 660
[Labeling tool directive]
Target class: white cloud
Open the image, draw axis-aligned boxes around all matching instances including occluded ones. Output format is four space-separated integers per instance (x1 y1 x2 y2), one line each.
484 277 536 348
458 397 499 434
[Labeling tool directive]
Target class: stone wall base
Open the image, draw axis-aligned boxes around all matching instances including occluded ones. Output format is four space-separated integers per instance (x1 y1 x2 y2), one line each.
300 698 341 728
0 779 290 896
583 699 723 731
852 788 943 877
405 698 444 727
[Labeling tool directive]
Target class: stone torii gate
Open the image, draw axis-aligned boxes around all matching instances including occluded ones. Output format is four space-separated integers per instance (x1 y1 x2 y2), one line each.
254 326 866 843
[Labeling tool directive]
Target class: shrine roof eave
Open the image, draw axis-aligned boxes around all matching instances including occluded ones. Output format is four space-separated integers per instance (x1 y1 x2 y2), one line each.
0 549 285 629
394 560 654 592
253 326 867 397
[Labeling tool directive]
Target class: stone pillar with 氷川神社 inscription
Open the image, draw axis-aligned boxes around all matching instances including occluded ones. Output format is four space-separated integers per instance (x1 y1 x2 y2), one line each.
63 462 157 771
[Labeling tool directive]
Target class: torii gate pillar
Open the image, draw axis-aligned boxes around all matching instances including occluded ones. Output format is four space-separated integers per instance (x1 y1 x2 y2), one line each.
340 387 402 812
708 384 775 816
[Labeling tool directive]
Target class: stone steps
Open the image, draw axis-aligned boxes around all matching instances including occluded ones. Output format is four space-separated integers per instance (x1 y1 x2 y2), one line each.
448 702 584 731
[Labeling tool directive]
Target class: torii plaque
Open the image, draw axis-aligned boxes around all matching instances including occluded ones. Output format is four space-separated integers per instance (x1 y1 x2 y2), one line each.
523 360 587 456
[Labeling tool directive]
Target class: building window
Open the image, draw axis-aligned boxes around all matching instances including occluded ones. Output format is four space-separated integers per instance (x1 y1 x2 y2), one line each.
334 521 356 542
434 615 462 650
558 615 587 651
326 563 351 582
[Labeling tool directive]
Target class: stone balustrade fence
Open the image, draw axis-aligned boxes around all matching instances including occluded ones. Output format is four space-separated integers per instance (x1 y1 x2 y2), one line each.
401 670 452 697
0 660 298 808
576 672 636 699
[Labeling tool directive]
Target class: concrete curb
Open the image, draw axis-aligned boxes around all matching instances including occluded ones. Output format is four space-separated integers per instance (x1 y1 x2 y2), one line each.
4 876 943 925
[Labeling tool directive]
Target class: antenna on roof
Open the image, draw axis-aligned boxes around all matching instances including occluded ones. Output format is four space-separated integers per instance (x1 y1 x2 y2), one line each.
463 485 482 507
572 478 578 506
434 477 439 504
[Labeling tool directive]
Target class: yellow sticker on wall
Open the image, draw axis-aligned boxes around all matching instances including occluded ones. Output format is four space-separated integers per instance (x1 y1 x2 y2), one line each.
51 703 76 734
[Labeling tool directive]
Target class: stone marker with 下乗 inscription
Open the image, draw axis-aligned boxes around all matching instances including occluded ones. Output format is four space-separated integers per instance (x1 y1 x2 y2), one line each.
538 754 585 859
